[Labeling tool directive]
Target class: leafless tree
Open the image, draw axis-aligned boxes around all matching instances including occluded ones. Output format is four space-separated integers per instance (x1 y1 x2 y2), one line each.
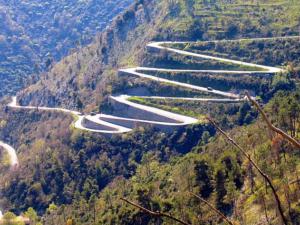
246 92 300 149
207 117 289 225
189 192 235 225
120 198 191 225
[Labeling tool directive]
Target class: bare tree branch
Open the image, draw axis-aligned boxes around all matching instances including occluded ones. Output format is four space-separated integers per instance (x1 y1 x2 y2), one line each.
120 198 191 225
189 192 235 225
289 179 300 185
246 92 300 149
207 117 289 225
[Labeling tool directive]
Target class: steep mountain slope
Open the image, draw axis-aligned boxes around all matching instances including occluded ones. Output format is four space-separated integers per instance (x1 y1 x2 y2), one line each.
42 92 300 225
1 0 300 224
18 0 162 111
0 0 133 96
18 0 300 111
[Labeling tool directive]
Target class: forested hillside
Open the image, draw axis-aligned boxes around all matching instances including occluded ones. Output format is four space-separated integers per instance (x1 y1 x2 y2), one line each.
0 0 133 96
0 0 300 225
40 91 300 224
18 0 300 110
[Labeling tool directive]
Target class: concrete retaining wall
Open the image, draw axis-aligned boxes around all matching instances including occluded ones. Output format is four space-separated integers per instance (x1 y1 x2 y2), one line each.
109 97 179 123
100 116 183 133
81 118 117 131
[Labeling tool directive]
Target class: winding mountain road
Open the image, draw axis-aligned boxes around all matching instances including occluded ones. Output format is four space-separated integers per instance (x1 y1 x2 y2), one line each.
0 141 18 167
7 37 291 135
0 141 18 219
1 35 297 219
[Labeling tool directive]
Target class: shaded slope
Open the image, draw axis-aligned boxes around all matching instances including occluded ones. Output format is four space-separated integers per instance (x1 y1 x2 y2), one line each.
0 0 133 96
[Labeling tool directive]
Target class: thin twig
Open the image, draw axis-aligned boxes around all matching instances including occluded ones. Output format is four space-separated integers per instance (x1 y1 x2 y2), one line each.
207 117 289 225
246 92 300 149
261 193 272 225
120 198 191 225
189 192 235 225
289 179 300 185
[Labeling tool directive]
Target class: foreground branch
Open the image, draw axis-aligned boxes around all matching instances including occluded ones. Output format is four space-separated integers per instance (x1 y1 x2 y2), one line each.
246 92 300 149
207 117 289 225
120 198 191 225
289 179 300 185
190 192 235 225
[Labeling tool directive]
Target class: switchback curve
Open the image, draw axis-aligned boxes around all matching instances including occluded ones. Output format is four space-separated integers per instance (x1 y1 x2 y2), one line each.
8 36 298 134
1 35 298 219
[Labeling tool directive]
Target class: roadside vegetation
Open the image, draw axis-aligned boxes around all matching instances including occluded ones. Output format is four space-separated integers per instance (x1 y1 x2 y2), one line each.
20 89 300 225
1 0 300 224
167 37 300 76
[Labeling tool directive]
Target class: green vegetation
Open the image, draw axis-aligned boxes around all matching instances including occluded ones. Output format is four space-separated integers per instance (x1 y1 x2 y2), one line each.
128 96 258 128
112 74 220 101
157 0 300 41
19 0 300 109
23 89 300 225
0 150 11 174
136 69 271 93
1 212 25 225
0 108 214 217
128 96 206 120
1 0 300 224
142 50 265 71
168 37 300 71
0 0 133 97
